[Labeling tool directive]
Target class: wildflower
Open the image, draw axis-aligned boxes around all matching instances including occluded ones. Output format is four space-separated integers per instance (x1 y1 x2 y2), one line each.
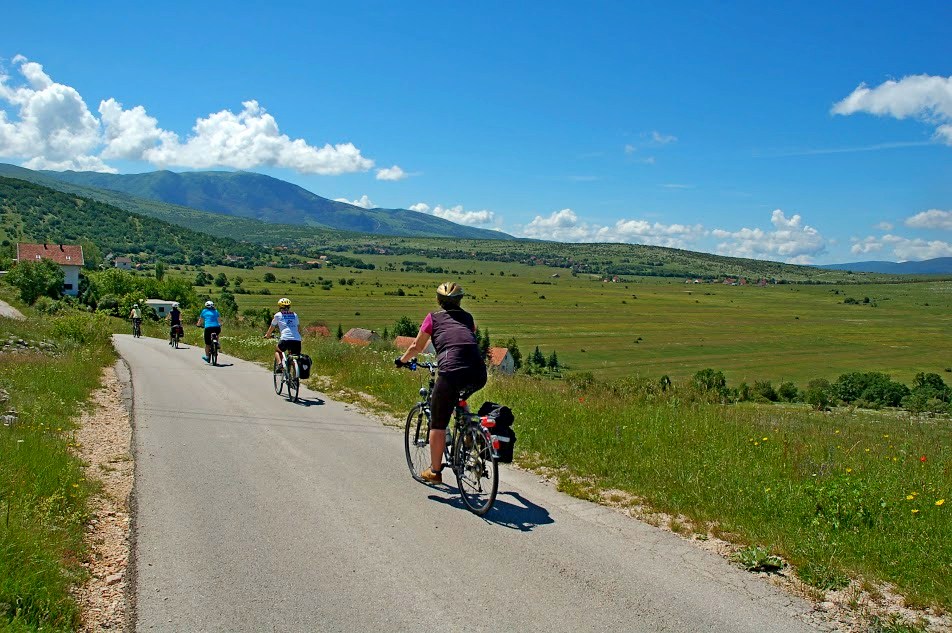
72 484 79 488
579 398 585 403
937 499 945 506
764 487 771 493
754 442 759 446
846 468 853 473
835 430 840 434
762 437 768 442
906 495 914 501
912 509 920 515
864 448 870 452
920 456 927 462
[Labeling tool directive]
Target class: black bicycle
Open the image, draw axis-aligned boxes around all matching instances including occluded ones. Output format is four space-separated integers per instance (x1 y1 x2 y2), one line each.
208 331 220 366
132 318 142 338
273 350 300 402
402 360 498 515
169 324 183 348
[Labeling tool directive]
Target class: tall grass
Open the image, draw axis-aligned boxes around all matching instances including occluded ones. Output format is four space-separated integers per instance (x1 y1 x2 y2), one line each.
0 305 117 631
216 322 951 609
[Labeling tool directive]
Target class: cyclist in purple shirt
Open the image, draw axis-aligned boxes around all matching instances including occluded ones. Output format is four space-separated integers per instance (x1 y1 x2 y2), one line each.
397 282 487 483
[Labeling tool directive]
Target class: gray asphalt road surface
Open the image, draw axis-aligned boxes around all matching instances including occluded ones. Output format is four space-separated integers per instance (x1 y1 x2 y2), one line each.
115 334 823 633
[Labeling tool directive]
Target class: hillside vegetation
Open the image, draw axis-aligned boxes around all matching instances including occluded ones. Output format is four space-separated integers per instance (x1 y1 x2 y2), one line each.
23 166 513 240
0 177 271 267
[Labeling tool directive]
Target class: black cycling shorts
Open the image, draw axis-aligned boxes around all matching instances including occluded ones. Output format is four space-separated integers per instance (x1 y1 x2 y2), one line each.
277 340 302 355
429 366 487 431
203 326 221 345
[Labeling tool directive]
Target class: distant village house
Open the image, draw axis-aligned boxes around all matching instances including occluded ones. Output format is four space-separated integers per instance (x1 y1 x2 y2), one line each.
393 335 435 355
487 347 515 375
145 299 179 318
16 243 84 297
341 328 380 347
113 256 133 270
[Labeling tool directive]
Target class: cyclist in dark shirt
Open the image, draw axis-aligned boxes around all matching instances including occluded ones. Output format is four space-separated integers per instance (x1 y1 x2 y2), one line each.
397 282 486 483
168 305 183 346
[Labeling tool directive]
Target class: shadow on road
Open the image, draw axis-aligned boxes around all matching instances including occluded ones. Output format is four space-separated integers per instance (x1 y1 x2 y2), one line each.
428 489 554 531
289 396 325 407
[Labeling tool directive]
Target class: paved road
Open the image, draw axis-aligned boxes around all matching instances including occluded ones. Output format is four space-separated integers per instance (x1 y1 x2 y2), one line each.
0 298 25 320
115 334 823 633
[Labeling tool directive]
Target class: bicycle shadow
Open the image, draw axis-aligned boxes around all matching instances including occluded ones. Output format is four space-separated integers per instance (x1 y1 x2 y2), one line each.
427 489 554 531
290 396 325 407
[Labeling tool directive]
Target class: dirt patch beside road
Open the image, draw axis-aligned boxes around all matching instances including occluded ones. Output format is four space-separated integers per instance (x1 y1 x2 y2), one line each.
71 362 134 631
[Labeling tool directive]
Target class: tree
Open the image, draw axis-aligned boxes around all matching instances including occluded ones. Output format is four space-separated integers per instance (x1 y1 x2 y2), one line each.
155 260 166 281
393 315 416 337
78 238 102 270
480 328 490 359
336 323 344 340
530 346 546 367
263 272 276 283
214 272 229 288
194 271 211 286
5 259 64 304
805 379 834 410
217 289 239 318
547 351 560 370
505 337 522 370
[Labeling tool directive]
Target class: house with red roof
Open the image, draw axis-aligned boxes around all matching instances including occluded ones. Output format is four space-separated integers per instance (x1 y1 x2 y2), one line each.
16 243 84 296
393 335 435 355
488 347 515 375
341 327 380 346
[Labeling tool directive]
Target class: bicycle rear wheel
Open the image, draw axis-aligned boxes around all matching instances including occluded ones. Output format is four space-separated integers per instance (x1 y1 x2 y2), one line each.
404 404 431 483
210 339 218 366
286 358 300 402
454 425 498 516
273 359 284 394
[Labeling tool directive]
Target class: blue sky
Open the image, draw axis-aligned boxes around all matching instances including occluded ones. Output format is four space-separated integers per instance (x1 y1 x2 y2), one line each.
1 1 950 263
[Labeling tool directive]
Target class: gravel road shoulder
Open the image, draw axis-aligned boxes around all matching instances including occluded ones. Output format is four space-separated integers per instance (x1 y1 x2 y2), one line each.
71 361 134 631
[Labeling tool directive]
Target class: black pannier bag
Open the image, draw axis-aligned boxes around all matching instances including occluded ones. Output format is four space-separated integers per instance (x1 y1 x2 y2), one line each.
297 354 312 379
477 401 516 463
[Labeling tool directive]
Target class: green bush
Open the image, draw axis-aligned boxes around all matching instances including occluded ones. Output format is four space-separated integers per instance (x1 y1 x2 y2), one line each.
4 259 64 304
805 378 833 410
752 380 778 402
778 381 799 402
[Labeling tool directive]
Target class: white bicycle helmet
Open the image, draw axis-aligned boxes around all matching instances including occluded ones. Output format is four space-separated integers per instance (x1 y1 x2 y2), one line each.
205 300 214 308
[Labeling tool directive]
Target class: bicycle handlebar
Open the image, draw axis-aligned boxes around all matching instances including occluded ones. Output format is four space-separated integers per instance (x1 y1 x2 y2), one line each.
395 358 437 373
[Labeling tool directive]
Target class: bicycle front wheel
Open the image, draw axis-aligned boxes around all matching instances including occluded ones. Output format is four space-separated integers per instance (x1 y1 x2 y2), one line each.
404 404 431 483
273 359 284 395
286 358 300 402
454 425 498 516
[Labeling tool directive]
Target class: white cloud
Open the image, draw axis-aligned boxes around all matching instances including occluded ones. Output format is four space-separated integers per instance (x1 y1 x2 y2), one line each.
410 202 495 226
661 183 693 189
853 234 952 260
334 194 375 209
651 131 677 144
519 208 705 248
832 75 952 145
375 165 407 180
905 209 952 230
0 56 110 172
712 209 826 264
624 144 636 154
875 221 894 231
0 56 378 175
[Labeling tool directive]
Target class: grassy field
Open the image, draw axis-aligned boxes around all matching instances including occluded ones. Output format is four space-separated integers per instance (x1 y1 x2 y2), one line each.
0 299 117 631
183 258 951 386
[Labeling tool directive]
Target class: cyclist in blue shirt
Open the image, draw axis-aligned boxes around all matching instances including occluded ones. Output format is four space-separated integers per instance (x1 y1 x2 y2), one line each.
195 300 221 363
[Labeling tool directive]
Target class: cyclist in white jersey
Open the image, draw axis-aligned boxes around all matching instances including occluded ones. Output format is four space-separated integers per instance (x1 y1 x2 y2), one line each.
264 297 302 372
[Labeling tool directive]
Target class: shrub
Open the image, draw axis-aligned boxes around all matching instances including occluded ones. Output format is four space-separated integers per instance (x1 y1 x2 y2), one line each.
805 379 833 410
692 368 727 397
777 381 799 402
50 312 111 346
752 380 778 402
4 258 64 304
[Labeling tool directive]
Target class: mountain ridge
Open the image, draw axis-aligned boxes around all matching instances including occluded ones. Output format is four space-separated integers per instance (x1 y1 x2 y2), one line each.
0 163 511 240
818 258 952 274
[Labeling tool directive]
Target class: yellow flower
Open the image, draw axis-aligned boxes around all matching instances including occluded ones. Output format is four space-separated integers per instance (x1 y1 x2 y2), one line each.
864 448 870 453
937 499 945 506
72 484 79 488
764 487 771 493
754 442 760 446
846 468 853 473
906 495 915 500
835 429 840 434
762 437 768 441
883 434 890 438
912 509 920 515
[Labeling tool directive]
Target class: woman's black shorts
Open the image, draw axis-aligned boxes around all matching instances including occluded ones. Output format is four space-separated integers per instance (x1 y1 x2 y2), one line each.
203 326 221 345
429 366 487 431
278 340 302 355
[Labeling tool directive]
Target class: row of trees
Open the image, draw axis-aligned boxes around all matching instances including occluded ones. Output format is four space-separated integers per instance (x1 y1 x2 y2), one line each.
691 368 952 415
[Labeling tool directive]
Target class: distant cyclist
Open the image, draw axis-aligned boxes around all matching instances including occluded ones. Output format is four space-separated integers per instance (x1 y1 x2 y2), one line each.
396 282 487 483
195 300 221 363
129 303 143 336
168 304 183 345
264 298 302 372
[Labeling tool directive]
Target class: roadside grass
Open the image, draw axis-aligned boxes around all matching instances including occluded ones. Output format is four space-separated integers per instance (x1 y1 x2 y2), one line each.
209 321 951 610
0 302 117 631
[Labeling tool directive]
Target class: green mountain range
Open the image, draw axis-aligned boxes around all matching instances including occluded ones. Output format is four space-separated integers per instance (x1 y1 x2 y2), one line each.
5 165 511 240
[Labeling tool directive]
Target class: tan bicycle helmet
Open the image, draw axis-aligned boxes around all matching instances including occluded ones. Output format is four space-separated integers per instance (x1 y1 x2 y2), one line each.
436 282 464 308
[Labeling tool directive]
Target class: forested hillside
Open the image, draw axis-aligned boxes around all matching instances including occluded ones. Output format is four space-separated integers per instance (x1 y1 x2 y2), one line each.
0 177 271 267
